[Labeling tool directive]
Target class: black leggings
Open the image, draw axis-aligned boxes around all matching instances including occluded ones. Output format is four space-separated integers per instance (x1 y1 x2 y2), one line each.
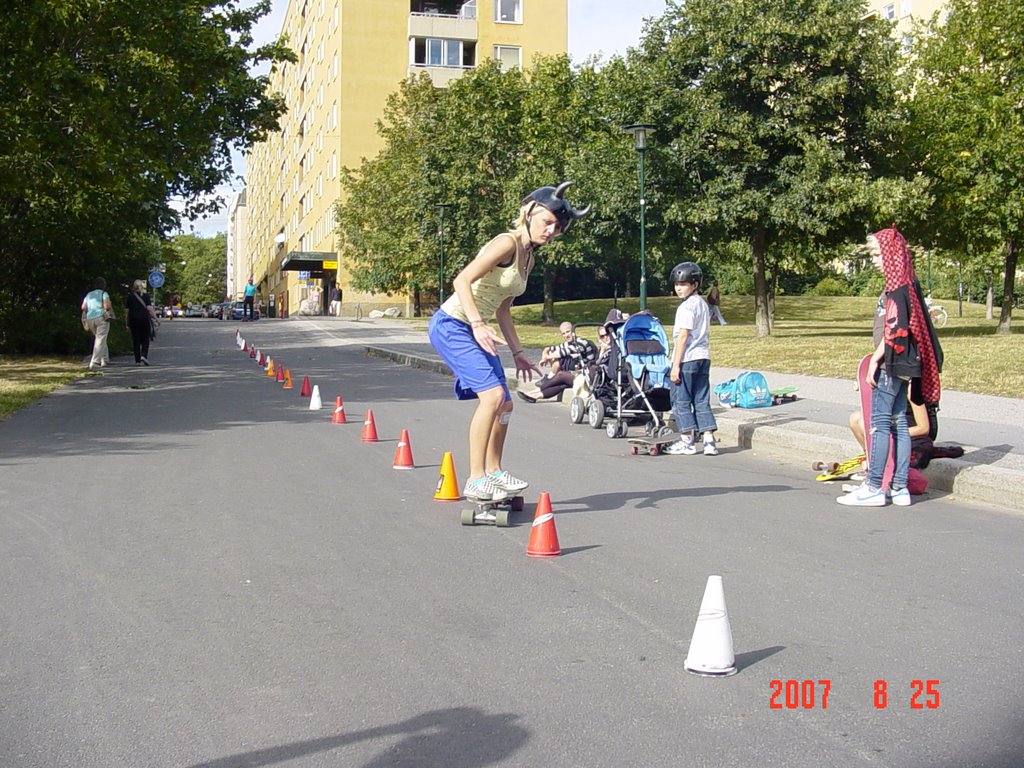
129 319 150 362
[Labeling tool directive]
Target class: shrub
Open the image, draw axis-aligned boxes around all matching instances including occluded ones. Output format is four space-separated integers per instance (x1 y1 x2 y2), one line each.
808 276 852 297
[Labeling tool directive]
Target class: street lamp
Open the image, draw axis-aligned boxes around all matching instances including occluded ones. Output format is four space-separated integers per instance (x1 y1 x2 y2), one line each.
623 123 657 310
437 203 452 305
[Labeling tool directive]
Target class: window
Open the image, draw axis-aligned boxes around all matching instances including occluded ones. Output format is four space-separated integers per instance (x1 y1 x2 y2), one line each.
883 3 895 19
494 45 521 71
494 0 520 23
413 38 471 68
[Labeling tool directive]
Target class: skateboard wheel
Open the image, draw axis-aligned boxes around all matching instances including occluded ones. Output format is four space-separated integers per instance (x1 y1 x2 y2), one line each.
495 509 511 527
510 496 524 512
650 443 661 456
630 445 638 455
812 461 825 471
460 508 476 526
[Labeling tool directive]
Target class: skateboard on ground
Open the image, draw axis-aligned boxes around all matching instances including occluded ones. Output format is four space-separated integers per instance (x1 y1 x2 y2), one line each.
460 495 525 527
813 454 866 481
627 433 681 456
771 386 799 405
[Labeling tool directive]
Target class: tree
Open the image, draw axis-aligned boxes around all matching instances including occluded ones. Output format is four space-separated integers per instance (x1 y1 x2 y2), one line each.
905 0 1023 332
0 0 293 352
632 0 925 335
164 234 227 307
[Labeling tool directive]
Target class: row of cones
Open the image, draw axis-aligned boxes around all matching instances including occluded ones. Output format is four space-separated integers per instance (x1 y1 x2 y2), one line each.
234 329 735 674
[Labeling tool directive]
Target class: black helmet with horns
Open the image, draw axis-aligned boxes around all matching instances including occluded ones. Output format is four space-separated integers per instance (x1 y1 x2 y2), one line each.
522 181 591 234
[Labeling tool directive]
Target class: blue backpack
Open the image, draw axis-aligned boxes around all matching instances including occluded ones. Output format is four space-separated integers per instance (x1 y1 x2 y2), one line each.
714 371 773 409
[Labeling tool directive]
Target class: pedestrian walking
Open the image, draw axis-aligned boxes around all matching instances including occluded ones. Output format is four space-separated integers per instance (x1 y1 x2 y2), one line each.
80 277 113 369
125 279 157 365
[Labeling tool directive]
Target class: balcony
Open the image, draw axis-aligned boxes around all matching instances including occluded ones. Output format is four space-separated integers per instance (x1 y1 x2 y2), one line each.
409 8 477 42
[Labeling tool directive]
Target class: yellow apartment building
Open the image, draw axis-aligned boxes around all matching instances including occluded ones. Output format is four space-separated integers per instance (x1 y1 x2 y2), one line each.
865 0 946 43
241 0 568 318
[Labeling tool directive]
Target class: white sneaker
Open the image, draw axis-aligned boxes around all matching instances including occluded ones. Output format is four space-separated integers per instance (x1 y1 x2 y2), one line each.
837 484 887 507
464 476 509 502
889 487 912 506
489 470 528 493
703 440 719 456
664 439 697 455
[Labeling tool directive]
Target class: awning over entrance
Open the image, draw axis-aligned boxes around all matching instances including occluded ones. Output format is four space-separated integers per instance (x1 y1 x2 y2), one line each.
280 251 338 273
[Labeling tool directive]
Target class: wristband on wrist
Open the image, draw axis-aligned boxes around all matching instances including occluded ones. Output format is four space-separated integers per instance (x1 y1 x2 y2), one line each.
511 349 523 356
470 320 485 328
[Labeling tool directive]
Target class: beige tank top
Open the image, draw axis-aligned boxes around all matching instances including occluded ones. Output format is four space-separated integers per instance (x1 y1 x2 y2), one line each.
441 232 528 323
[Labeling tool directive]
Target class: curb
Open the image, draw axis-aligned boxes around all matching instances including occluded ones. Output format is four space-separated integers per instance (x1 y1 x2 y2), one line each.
365 345 1023 515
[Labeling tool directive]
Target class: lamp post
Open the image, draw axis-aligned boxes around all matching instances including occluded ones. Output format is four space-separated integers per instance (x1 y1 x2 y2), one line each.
437 203 452 305
623 123 656 310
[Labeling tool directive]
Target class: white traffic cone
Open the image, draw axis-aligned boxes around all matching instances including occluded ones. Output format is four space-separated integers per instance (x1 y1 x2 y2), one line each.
683 575 737 677
309 384 322 411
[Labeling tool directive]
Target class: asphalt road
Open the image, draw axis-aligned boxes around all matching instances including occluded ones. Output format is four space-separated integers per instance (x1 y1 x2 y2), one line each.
2 319 1022 768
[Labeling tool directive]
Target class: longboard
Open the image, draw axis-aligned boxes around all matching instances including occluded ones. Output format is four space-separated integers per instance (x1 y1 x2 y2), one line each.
627 434 681 456
460 495 525 527
814 454 866 482
858 354 895 488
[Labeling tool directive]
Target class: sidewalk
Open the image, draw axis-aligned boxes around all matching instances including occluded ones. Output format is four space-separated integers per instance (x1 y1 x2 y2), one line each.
308 316 1024 514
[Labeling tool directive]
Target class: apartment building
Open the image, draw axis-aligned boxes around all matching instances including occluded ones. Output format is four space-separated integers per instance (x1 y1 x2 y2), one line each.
865 0 946 44
243 0 568 318
226 189 248 302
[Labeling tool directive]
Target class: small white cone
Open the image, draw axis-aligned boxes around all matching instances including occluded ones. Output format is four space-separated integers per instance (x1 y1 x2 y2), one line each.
683 575 738 677
309 384 322 410
265 355 273 371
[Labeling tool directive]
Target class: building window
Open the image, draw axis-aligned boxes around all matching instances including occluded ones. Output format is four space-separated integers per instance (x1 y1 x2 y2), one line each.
883 3 895 19
494 45 521 71
494 0 520 23
413 38 474 68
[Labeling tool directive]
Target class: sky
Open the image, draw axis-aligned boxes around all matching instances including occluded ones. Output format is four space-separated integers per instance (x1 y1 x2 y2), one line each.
180 0 668 237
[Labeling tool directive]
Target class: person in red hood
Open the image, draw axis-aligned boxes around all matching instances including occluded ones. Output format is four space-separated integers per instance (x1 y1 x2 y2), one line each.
838 228 943 508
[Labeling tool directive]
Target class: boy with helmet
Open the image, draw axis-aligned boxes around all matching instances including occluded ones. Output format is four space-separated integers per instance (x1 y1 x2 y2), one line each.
664 262 719 456
428 182 589 502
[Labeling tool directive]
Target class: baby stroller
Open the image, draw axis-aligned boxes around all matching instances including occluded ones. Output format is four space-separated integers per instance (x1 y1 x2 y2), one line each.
570 311 673 438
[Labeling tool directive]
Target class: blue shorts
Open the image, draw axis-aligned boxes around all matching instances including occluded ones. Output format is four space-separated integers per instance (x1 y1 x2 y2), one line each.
428 310 510 402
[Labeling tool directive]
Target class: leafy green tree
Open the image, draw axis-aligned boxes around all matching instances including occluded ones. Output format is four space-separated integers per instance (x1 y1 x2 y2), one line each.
632 0 926 335
163 234 227 307
905 0 1023 332
0 0 293 352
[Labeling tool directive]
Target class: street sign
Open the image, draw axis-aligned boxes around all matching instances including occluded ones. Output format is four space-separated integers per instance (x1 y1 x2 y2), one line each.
298 271 310 280
148 271 165 288
323 260 338 270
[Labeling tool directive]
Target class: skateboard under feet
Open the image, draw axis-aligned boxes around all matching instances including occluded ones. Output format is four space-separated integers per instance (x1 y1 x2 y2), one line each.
627 434 681 456
460 495 525 527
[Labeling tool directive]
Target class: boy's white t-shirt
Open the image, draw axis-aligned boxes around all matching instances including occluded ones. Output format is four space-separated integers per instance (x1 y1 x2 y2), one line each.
673 295 711 363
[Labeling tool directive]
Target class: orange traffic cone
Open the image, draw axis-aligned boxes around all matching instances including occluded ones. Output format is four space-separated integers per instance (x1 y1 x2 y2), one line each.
275 364 285 383
282 369 293 389
434 451 461 501
266 359 275 377
331 396 347 424
526 492 560 558
361 409 378 442
393 429 415 469
299 375 312 397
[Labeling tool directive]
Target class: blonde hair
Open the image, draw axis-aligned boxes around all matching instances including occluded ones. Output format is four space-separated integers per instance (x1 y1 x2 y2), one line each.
511 202 531 230
132 279 147 293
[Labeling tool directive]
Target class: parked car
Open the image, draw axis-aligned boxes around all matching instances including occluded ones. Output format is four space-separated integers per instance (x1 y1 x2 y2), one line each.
231 301 260 320
208 303 223 319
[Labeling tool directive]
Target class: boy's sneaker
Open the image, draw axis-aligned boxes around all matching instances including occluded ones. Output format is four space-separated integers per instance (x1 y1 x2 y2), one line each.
703 439 719 456
836 484 887 507
464 476 509 502
489 470 528 493
889 487 912 507
664 438 697 455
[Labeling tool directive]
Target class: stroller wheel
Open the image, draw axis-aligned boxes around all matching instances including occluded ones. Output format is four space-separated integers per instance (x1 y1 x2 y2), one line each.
569 396 587 424
588 399 605 429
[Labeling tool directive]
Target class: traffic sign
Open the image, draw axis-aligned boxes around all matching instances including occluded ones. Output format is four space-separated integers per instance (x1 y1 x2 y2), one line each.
148 271 165 288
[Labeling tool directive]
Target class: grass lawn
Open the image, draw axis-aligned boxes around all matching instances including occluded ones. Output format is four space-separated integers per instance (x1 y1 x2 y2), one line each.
511 295 1022 399
0 356 93 419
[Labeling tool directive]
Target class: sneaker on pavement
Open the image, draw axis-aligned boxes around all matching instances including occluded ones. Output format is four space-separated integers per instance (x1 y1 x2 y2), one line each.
664 439 697 455
837 484 887 507
889 487 912 506
703 440 719 456
489 470 528 493
464 476 509 502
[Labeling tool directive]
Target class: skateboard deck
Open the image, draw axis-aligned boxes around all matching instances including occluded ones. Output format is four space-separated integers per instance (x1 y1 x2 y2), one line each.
460 495 525 527
814 454 866 481
858 354 895 488
771 386 799 405
627 434 680 456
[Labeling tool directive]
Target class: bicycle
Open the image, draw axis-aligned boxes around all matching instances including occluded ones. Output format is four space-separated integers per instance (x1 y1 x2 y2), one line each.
925 297 947 328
